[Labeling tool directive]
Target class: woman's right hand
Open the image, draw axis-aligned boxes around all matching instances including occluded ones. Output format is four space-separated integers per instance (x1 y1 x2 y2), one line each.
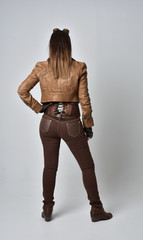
39 103 50 113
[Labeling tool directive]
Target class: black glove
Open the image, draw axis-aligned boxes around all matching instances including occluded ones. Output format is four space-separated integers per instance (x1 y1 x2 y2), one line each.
39 103 50 113
83 127 93 139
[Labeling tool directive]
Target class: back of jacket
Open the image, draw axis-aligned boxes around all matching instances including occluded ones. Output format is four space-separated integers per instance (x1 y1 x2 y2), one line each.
17 58 94 128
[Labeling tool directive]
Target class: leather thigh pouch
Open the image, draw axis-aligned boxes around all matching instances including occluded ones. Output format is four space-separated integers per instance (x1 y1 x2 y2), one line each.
40 117 52 133
66 120 80 137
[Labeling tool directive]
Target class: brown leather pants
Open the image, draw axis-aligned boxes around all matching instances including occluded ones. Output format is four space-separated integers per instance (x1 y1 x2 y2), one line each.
39 104 103 208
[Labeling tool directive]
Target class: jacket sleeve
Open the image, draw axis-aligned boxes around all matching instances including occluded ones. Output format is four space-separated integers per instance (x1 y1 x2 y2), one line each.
17 62 43 114
78 62 94 128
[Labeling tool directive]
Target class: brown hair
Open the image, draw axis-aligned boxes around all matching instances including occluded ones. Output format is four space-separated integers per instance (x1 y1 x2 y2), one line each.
48 28 72 79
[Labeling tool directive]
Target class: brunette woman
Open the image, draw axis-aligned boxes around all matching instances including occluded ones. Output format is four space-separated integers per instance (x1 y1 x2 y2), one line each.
17 28 113 222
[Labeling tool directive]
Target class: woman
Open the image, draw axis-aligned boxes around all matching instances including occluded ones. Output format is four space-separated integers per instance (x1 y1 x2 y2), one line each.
17 28 113 222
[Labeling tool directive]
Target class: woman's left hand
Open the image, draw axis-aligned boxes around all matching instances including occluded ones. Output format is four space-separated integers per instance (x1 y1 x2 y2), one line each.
83 127 93 140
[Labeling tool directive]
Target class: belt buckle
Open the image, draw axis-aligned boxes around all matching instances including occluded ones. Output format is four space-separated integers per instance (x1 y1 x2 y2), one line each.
55 102 64 120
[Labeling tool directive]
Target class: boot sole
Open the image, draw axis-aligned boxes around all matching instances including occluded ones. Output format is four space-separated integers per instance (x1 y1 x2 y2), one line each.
41 212 52 222
91 215 113 222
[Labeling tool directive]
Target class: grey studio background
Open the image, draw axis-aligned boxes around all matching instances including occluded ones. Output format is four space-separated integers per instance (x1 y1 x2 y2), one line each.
0 0 143 239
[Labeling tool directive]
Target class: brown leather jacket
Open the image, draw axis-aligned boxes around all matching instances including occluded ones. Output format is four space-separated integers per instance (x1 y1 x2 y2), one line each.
17 58 94 128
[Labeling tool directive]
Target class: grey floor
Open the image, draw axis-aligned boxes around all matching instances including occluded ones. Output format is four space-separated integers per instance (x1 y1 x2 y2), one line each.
0 171 142 240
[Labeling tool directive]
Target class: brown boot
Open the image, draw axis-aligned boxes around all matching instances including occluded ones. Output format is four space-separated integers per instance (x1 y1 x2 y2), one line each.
41 204 54 222
90 205 113 222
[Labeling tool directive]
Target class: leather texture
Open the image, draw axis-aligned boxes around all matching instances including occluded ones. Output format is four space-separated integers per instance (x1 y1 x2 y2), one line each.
17 58 94 127
90 205 113 222
39 118 52 133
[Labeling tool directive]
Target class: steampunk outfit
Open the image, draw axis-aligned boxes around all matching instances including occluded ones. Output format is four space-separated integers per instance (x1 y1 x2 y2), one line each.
17 58 103 212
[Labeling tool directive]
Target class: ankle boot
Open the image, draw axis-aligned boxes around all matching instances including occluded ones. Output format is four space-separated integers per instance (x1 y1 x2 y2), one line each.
90 205 113 222
41 203 54 222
